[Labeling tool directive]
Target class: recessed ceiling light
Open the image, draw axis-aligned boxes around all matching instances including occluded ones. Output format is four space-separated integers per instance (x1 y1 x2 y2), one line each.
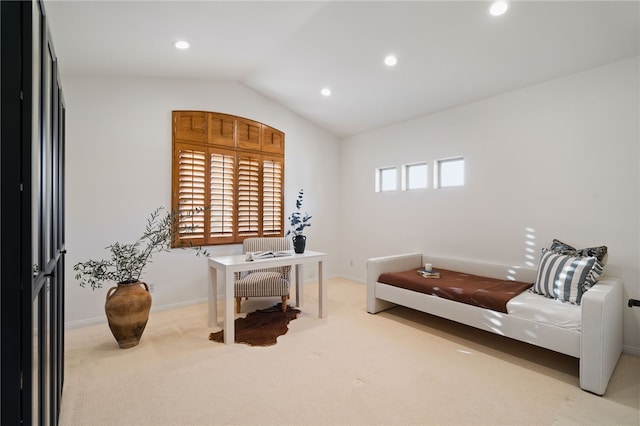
489 1 509 16
321 88 332 97
174 40 190 50
384 55 398 67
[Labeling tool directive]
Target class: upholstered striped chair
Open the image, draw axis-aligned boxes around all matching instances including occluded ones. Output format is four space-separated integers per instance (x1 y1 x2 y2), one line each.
235 237 292 313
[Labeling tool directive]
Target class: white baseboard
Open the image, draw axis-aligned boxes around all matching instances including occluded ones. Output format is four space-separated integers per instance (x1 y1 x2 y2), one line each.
339 274 365 284
150 297 208 313
65 315 106 329
623 344 640 357
62 291 640 358
65 276 345 329
64 297 208 330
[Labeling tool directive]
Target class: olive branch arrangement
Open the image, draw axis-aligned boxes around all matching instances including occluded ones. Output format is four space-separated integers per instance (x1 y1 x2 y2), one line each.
73 207 209 290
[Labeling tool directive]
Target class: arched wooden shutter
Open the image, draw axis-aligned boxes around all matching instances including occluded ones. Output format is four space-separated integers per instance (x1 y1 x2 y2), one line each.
172 111 285 246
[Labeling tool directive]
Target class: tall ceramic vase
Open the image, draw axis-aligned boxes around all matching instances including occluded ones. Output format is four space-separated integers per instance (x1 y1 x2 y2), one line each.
105 281 152 349
293 235 306 254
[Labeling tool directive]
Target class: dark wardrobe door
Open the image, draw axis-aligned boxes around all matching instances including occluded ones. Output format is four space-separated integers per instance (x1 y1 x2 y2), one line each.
1 1 66 424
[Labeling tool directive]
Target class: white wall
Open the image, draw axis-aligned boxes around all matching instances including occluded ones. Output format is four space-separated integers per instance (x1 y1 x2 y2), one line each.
65 58 640 353
64 76 341 327
339 57 640 353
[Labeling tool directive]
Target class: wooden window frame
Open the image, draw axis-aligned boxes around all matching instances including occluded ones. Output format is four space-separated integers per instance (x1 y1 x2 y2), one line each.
171 111 285 246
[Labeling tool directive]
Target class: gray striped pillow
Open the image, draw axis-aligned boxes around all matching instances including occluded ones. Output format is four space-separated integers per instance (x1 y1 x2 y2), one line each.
533 249 603 305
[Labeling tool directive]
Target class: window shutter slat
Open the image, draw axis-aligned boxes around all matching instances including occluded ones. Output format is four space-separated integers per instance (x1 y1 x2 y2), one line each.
237 156 260 236
262 158 283 235
210 151 235 238
176 148 206 240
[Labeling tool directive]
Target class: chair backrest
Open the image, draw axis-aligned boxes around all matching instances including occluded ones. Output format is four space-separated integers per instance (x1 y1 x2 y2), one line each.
243 237 291 253
242 237 292 280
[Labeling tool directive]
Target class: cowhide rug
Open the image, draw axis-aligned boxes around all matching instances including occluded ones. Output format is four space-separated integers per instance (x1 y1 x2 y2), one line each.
208 303 301 346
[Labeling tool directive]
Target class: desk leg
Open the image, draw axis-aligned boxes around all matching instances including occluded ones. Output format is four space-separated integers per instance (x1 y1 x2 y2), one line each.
318 260 326 318
295 264 303 307
224 270 235 344
208 264 218 328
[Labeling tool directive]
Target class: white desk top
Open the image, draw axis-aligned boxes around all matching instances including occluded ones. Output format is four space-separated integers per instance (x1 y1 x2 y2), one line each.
207 250 326 272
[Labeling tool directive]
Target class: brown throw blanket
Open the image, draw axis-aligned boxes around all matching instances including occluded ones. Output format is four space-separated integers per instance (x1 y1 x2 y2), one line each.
377 268 532 313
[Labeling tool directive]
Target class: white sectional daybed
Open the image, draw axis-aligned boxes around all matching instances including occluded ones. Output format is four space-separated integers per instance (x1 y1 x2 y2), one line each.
366 253 623 395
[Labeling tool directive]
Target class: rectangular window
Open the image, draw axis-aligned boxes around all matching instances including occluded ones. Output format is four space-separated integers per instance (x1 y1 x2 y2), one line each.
172 111 284 246
436 157 464 188
376 166 398 192
403 162 428 190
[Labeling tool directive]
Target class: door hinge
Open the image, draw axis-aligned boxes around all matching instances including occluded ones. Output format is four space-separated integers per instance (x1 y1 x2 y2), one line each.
20 91 24 100
20 371 23 390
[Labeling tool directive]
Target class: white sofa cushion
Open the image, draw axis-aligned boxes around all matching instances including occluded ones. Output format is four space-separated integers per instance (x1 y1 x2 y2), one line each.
507 290 581 332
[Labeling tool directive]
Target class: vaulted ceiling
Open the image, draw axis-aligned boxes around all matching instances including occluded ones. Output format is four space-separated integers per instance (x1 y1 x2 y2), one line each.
45 1 639 137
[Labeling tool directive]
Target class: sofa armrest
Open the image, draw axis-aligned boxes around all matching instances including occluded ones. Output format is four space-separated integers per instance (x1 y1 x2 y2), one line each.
580 277 623 395
366 253 423 313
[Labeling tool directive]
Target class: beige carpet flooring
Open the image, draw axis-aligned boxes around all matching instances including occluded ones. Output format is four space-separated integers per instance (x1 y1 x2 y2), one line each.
60 278 639 425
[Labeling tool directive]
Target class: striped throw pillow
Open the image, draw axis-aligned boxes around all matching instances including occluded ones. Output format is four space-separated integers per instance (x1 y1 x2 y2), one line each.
533 249 603 305
548 238 608 264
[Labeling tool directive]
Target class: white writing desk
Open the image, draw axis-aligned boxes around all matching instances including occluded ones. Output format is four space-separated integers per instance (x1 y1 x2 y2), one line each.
207 250 327 344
